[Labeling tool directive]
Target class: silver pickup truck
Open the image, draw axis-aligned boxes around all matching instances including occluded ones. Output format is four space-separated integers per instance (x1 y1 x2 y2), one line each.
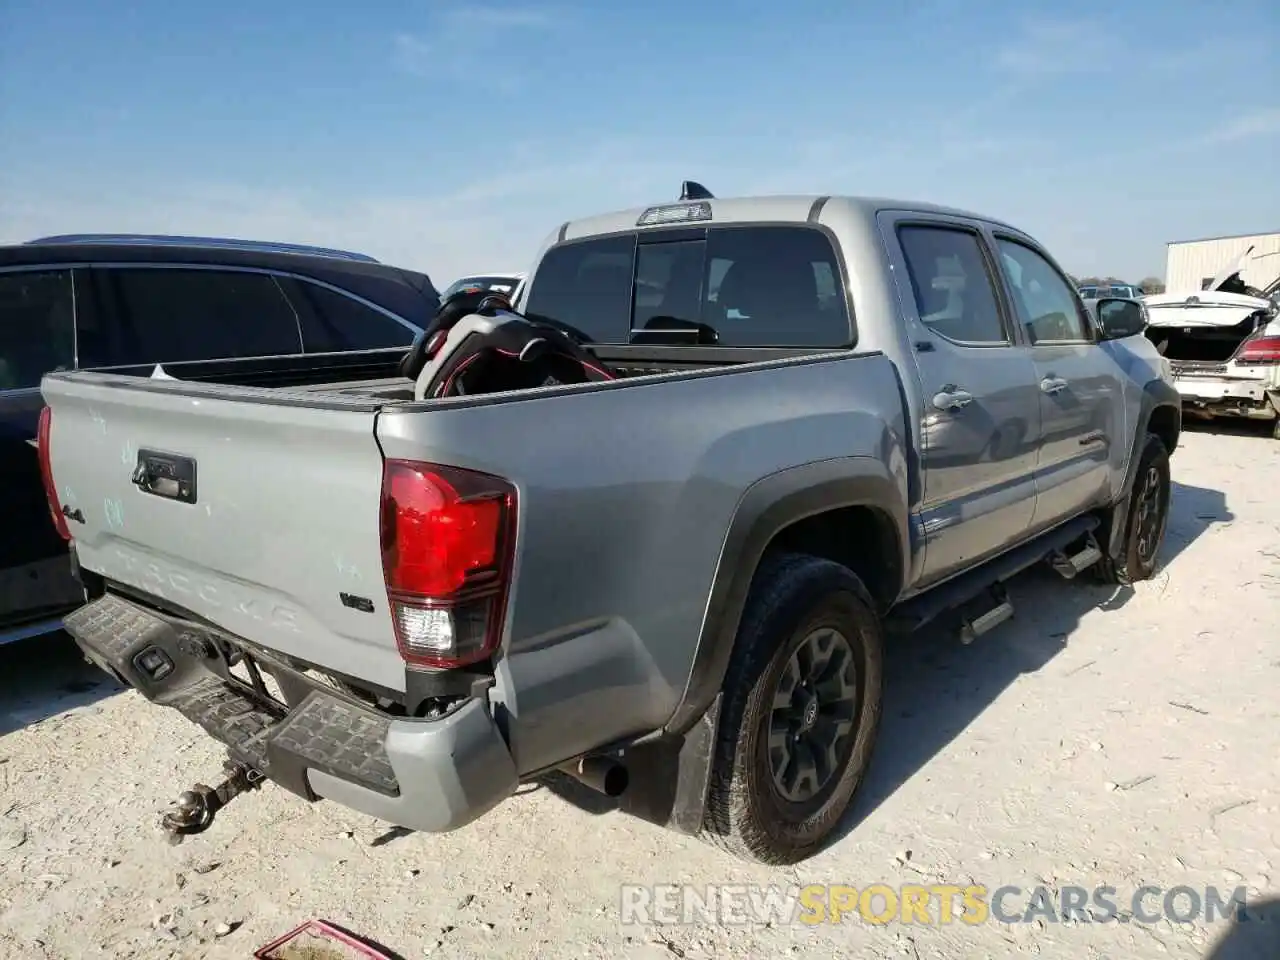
41 192 1181 864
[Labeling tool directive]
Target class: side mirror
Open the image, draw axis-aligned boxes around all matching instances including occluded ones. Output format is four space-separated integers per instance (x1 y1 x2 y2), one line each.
1094 297 1147 340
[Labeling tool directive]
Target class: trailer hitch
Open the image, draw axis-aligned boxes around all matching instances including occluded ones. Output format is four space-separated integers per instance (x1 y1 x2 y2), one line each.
161 760 264 845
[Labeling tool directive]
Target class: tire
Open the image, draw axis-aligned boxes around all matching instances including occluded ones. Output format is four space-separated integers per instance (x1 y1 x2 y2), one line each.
1094 432 1171 585
702 552 884 864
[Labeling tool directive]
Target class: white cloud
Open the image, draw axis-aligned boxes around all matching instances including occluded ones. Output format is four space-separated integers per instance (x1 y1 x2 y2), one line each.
392 5 556 90
391 33 435 76
441 5 554 30
994 20 1112 77
1205 107 1280 144
1 184 538 286
1 181 529 284
0 141 706 286
938 135 1045 161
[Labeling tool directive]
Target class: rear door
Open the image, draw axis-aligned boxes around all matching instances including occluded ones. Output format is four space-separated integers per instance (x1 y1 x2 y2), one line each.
80 265 304 368
991 235 1122 529
882 216 1040 584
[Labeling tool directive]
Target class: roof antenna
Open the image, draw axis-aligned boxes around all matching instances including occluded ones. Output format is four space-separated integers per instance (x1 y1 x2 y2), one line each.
680 180 714 201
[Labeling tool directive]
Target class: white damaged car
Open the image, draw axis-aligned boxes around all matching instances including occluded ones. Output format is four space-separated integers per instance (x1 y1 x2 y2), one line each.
1143 250 1280 438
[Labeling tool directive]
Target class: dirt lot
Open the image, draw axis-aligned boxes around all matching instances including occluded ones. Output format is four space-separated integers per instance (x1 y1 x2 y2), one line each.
1 424 1277 960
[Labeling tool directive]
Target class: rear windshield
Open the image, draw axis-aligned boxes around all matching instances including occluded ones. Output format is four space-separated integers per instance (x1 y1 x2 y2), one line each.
522 225 852 348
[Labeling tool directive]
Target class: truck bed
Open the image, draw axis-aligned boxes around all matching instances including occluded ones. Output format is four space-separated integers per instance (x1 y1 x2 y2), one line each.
99 346 411 390
42 344 904 706
120 344 806 403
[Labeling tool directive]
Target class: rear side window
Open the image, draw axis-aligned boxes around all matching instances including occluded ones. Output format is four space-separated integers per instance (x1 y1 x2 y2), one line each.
523 234 635 343
0 270 75 389
524 225 851 348
91 268 303 366
293 281 415 352
897 226 1007 344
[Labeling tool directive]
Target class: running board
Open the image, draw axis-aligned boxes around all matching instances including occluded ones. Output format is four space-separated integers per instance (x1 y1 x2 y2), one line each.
960 585 1014 644
888 514 1100 634
1049 536 1102 579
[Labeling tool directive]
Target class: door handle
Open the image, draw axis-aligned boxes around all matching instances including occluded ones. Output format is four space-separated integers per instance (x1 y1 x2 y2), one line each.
933 387 974 411
1040 376 1069 395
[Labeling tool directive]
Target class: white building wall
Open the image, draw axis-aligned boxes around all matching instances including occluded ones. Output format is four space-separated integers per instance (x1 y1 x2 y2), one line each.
1165 232 1280 294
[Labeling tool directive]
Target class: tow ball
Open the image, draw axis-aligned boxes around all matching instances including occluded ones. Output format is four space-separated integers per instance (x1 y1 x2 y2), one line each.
161 759 264 845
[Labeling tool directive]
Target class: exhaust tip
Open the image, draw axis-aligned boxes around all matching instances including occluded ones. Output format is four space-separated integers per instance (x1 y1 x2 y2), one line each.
600 763 628 798
560 756 629 798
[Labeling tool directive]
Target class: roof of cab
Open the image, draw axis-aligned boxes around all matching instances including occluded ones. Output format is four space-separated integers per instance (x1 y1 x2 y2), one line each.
557 194 1017 243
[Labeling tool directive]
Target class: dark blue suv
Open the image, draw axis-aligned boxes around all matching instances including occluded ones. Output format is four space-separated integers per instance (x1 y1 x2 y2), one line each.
1 234 441 644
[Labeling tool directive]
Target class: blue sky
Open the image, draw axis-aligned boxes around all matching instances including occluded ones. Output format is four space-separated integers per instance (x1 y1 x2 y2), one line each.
1 0 1277 285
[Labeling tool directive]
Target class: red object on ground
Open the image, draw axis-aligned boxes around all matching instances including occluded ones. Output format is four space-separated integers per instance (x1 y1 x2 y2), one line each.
255 919 397 959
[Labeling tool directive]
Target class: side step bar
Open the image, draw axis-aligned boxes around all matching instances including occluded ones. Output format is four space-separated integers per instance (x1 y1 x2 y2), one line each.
889 514 1101 634
1049 536 1103 580
959 584 1014 644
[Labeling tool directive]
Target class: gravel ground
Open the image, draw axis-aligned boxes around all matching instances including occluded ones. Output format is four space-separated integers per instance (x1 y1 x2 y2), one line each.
1 424 1277 960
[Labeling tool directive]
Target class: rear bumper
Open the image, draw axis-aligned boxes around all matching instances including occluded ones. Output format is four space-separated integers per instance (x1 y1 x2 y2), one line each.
1172 375 1278 420
63 593 517 833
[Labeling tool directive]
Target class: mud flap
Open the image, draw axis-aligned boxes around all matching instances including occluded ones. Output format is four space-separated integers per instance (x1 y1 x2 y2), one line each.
619 695 722 834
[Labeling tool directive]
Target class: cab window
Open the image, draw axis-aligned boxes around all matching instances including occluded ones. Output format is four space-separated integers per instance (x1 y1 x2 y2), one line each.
995 240 1090 343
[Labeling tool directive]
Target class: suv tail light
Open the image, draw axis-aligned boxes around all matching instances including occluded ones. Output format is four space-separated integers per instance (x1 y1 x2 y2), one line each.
1236 335 1280 365
379 460 517 669
36 406 72 541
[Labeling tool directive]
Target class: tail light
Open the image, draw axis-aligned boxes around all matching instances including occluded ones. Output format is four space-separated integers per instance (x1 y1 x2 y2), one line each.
36 406 72 541
1236 335 1280 365
379 460 517 669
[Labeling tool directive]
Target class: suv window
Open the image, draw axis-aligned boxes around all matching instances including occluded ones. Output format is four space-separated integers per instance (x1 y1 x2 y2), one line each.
897 225 1007 344
523 234 635 343
293 281 415 352
995 240 1090 343
0 270 75 390
92 267 303 366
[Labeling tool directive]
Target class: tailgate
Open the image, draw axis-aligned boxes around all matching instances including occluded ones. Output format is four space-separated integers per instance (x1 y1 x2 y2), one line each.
41 372 406 692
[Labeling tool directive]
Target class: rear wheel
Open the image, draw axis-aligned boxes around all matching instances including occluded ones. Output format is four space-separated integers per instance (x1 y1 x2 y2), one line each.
702 553 884 864
1095 432 1171 585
